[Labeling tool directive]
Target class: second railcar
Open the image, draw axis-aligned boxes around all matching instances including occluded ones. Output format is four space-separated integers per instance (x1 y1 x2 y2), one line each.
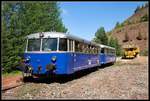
99 44 116 65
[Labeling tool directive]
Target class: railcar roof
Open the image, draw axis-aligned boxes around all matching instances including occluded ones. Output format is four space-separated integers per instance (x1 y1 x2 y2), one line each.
100 44 115 50
26 32 99 46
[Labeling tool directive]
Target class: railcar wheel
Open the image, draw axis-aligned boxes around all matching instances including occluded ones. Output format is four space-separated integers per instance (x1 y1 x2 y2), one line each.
112 62 115 65
22 72 33 81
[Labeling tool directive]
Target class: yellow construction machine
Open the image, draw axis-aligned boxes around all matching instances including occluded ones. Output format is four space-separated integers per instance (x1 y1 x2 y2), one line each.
122 44 140 59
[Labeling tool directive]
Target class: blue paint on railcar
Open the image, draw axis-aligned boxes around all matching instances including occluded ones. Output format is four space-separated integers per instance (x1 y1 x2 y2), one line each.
106 55 116 63
100 54 116 64
99 53 105 64
23 52 100 75
24 52 72 75
73 53 99 72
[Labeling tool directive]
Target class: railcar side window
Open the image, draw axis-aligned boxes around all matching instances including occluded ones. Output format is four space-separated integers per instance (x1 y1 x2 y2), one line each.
101 48 104 53
112 50 114 55
94 46 97 54
91 46 93 54
42 38 57 51
75 41 80 52
110 49 112 55
28 39 41 51
87 44 89 53
108 49 110 55
69 39 74 52
59 38 67 51
80 43 84 52
105 48 108 54
113 50 116 55
92 46 94 54
69 39 71 51
97 47 100 54
75 41 99 54
88 45 91 53
78 43 82 52
84 44 88 53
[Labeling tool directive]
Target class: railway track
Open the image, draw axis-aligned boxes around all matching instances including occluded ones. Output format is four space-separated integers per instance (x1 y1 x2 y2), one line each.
2 76 24 92
2 83 24 92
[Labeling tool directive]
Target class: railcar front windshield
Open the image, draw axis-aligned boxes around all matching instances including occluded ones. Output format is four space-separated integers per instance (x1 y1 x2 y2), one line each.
27 39 41 51
42 38 57 51
27 37 67 52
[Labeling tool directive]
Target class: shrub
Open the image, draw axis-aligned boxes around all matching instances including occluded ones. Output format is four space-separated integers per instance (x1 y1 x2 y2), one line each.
140 48 148 56
140 14 149 22
136 32 142 40
115 22 124 29
123 32 129 42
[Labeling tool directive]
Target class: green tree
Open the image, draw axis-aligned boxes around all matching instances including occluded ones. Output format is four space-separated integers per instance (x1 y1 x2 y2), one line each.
108 36 116 48
134 6 140 13
115 21 124 29
115 22 120 29
1 1 68 73
108 36 122 56
140 14 149 22
94 27 108 45
140 48 148 56
1 3 16 72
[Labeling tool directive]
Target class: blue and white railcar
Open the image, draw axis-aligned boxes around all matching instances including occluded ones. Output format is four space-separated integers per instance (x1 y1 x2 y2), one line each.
20 32 100 77
99 44 116 65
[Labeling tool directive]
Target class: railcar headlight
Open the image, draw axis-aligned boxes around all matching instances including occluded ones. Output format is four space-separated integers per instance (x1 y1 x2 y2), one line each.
25 56 30 63
51 56 57 63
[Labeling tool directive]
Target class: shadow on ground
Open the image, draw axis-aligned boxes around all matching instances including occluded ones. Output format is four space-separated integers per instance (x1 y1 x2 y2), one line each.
23 63 113 84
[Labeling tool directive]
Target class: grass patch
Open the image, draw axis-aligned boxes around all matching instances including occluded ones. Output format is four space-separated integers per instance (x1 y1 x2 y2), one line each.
2 70 22 77
140 48 148 56
113 61 122 66
113 61 141 67
124 62 141 65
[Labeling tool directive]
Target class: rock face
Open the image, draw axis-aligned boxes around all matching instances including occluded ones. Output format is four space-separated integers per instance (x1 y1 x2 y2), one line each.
110 3 149 51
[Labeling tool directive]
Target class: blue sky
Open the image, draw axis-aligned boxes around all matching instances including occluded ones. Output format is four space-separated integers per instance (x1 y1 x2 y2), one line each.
59 1 148 41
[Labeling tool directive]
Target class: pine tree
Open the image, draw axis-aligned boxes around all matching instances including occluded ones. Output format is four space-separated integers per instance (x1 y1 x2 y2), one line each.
108 36 116 48
114 38 122 56
115 22 120 29
94 27 108 45
108 36 122 56
1 1 68 73
134 6 140 13
1 3 15 72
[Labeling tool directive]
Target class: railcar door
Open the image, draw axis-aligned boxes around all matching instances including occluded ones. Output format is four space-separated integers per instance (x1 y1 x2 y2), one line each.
67 39 75 74
100 48 105 64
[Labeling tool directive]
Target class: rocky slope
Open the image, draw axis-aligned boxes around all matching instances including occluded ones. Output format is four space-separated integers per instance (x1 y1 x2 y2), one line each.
109 3 149 51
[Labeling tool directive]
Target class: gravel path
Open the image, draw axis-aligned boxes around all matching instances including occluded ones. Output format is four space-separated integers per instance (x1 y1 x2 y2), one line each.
2 56 148 99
